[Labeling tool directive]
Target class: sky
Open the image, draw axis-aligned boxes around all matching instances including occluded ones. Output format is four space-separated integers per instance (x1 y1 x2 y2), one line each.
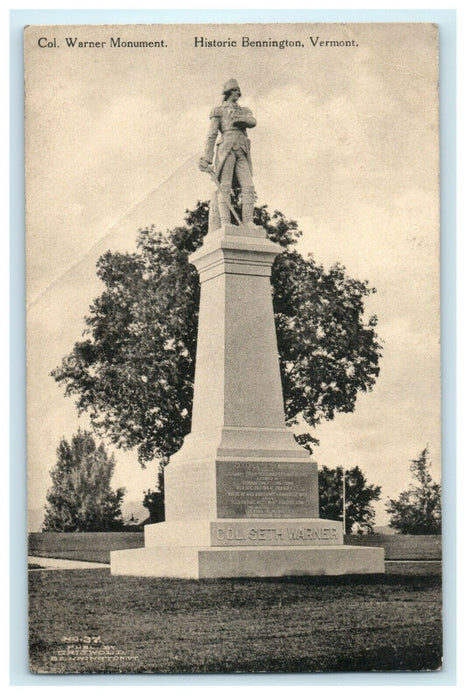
25 22 440 529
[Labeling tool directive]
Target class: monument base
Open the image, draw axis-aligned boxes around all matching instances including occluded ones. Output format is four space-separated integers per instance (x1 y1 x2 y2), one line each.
110 519 385 579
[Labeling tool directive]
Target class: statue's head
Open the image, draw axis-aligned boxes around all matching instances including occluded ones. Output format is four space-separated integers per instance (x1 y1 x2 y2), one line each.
223 78 241 101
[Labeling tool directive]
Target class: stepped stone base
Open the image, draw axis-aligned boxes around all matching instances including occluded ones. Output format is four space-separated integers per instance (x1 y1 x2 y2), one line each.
110 519 384 579
111 544 384 579
143 518 343 547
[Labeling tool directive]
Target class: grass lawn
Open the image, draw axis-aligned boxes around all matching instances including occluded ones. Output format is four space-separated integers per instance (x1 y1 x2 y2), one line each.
28 533 144 564
29 569 442 674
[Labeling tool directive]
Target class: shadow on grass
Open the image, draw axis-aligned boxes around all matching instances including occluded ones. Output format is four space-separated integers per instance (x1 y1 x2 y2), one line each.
204 572 438 585
29 568 442 674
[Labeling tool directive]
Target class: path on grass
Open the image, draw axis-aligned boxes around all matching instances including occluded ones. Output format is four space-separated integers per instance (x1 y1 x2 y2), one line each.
27 556 440 576
28 556 109 570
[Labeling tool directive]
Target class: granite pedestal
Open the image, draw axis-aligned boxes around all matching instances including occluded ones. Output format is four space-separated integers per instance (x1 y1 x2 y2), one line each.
111 225 384 578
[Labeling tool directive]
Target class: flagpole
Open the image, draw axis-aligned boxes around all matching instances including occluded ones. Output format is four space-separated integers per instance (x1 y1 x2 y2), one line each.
342 468 346 537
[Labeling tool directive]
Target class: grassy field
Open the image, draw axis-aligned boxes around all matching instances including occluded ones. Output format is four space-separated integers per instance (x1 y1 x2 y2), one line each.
28 533 144 563
28 532 442 564
29 569 442 674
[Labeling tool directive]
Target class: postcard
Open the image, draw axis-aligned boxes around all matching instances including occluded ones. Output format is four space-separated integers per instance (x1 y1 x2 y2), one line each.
25 22 441 674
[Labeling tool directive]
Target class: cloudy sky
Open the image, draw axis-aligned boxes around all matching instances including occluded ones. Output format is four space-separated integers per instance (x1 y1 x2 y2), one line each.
25 22 440 528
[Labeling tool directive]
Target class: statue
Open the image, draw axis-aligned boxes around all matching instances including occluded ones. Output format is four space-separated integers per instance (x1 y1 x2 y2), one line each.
199 79 256 231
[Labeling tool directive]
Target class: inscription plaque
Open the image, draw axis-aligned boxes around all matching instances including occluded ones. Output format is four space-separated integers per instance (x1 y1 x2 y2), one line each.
210 520 343 546
216 461 318 519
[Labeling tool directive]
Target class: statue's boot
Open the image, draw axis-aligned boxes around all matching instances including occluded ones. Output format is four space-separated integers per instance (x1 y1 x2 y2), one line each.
242 187 256 226
208 190 220 232
219 187 233 226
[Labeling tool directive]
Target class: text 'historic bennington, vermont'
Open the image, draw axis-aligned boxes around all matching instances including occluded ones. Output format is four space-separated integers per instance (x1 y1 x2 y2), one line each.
39 35 359 50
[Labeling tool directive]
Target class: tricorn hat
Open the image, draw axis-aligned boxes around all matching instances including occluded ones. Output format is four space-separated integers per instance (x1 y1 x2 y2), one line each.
223 78 241 96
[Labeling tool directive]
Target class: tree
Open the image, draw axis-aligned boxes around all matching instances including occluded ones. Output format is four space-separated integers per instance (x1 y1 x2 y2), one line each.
52 201 382 472
142 470 165 524
319 465 382 534
385 447 441 534
43 428 126 532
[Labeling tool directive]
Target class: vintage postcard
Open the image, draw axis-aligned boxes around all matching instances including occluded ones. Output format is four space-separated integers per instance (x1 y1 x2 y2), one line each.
25 22 441 674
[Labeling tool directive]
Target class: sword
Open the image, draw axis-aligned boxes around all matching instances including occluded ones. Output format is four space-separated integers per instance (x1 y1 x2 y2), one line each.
203 166 244 228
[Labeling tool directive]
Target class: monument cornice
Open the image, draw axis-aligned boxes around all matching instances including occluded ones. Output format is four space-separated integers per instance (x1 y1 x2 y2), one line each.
189 225 282 281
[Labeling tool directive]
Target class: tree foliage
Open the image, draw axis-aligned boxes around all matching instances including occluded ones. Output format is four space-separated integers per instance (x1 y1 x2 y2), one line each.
52 201 382 468
385 447 441 534
142 471 165 524
43 428 125 532
319 465 382 534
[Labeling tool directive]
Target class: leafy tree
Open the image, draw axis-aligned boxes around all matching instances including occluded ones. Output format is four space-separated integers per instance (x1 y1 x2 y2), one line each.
386 447 441 534
142 471 165 523
319 465 382 534
52 201 382 476
43 428 125 532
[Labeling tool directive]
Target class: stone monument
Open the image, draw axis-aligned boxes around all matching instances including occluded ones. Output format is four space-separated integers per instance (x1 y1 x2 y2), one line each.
111 80 384 578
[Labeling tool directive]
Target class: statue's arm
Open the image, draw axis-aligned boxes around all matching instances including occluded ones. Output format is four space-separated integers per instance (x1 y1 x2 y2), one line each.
234 107 256 129
203 108 221 163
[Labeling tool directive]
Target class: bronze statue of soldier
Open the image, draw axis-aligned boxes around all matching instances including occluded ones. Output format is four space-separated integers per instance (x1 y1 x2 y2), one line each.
199 79 257 230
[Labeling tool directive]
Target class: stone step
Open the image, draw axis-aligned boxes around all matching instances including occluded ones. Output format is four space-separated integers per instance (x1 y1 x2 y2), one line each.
144 518 344 548
110 544 385 579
